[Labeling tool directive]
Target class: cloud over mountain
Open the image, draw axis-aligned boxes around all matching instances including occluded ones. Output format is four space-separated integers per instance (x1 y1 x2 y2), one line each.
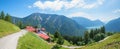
29 0 105 11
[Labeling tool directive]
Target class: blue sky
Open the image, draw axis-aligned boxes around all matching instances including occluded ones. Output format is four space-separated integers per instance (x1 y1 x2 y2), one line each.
0 0 120 23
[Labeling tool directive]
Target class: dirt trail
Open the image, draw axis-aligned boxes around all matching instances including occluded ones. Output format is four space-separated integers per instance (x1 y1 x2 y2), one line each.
99 36 110 42
62 45 85 49
0 30 27 49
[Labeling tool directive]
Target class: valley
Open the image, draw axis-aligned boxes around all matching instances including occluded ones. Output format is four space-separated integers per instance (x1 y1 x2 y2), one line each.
0 11 120 49
0 0 120 49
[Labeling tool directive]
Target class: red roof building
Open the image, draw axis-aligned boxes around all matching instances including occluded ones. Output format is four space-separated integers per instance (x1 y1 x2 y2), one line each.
26 26 50 40
26 26 35 32
41 28 45 31
38 33 50 40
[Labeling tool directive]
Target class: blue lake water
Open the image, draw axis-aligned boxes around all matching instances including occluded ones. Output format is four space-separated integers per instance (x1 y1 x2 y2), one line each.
86 26 102 30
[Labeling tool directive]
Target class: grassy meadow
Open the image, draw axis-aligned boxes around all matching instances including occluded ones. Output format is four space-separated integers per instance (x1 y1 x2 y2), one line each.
0 19 20 37
17 32 68 49
17 32 52 49
77 33 120 49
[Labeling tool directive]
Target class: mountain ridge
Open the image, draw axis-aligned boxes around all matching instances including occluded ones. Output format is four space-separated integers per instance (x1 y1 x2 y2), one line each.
71 17 104 27
12 13 86 36
105 17 120 32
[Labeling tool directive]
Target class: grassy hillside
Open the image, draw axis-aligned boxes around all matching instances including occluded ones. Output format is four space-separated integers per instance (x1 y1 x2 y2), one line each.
17 32 68 49
77 33 120 49
63 40 71 46
0 19 20 37
17 32 52 49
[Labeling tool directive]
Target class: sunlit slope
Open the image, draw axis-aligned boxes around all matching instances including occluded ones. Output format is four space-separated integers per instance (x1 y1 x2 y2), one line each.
0 19 20 37
17 32 52 49
78 33 120 49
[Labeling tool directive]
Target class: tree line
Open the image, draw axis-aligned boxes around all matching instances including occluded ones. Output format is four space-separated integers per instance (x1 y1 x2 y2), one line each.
49 31 64 49
0 11 25 29
51 26 110 49
63 26 113 46
0 11 11 23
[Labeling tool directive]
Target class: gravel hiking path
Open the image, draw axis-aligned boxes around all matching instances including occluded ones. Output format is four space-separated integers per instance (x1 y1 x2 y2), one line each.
0 30 27 49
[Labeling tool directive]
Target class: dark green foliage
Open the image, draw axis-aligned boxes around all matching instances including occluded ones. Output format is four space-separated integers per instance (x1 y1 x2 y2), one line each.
52 44 61 49
34 25 38 28
88 39 95 44
89 29 94 39
84 31 90 44
77 41 85 46
53 31 64 45
57 36 64 45
0 12 1 19
107 32 113 36
5 13 11 22
100 26 105 34
63 35 84 45
79 36 83 42
0 11 12 23
79 26 107 45
76 36 85 46
54 31 61 38
94 33 105 42
0 11 5 19
17 21 24 29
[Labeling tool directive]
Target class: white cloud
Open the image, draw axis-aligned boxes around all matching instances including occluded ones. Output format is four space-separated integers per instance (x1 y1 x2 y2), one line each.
68 12 97 20
113 9 120 13
83 0 105 9
83 3 97 9
64 0 85 9
30 0 105 11
67 12 119 23
96 16 119 23
33 0 63 11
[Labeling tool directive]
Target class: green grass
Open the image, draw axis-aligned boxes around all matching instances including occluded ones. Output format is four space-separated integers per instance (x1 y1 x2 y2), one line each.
17 32 69 49
17 32 52 49
63 40 71 46
0 19 20 37
77 33 120 49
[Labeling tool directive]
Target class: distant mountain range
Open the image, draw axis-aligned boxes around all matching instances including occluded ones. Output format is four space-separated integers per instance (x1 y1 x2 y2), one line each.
72 17 104 27
12 13 86 36
72 17 120 32
105 17 120 32
11 13 120 36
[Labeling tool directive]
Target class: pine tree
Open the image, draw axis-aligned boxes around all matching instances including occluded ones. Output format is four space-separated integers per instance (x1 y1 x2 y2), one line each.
5 13 11 22
84 31 89 44
57 36 64 45
54 31 61 38
100 26 105 34
89 29 94 39
0 11 5 19
17 21 23 29
79 36 83 41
